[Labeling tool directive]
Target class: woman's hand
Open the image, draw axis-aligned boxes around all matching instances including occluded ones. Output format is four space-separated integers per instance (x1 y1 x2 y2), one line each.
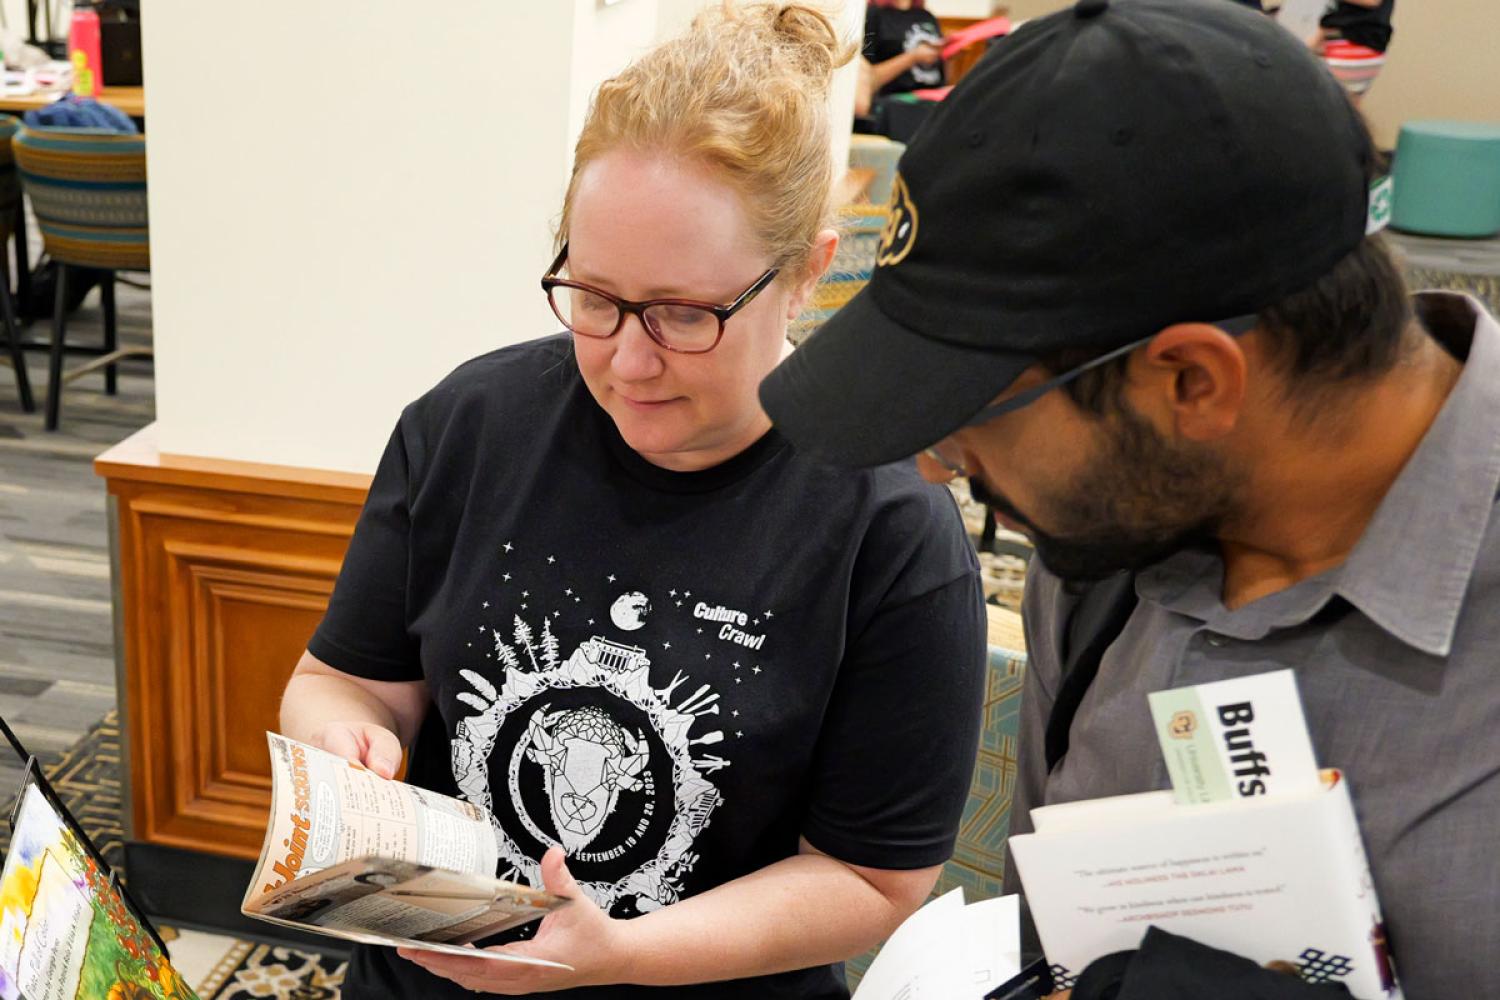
912 42 943 66
398 846 634 994
312 720 403 779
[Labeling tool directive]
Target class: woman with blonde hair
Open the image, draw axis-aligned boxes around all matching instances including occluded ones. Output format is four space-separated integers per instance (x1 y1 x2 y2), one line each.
279 4 984 996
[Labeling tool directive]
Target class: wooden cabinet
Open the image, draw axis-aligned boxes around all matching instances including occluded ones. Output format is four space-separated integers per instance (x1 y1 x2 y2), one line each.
96 426 370 860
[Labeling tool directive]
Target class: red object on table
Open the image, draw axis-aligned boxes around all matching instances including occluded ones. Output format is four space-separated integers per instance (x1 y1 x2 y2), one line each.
1323 40 1384 62
941 16 1012 60
69 7 103 98
910 86 954 102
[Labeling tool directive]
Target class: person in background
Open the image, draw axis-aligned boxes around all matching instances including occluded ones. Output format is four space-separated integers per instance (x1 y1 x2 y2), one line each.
761 0 1497 996
1319 0 1395 103
279 3 985 998
863 0 945 96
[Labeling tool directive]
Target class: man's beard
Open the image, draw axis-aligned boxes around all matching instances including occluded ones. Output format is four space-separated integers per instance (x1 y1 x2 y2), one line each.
971 405 1240 584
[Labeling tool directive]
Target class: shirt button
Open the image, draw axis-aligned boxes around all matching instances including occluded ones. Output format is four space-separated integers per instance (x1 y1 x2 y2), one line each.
1205 633 1229 647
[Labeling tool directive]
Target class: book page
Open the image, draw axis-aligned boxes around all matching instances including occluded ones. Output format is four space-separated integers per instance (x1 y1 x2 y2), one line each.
0 782 200 1000
245 733 499 906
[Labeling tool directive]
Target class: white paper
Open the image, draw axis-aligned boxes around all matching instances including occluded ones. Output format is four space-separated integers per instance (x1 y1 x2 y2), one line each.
853 890 1023 1000
1276 0 1330 44
854 889 969 1000
962 895 1022 995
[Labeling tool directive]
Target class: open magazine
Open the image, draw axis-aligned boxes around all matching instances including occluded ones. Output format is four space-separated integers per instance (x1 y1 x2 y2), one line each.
0 762 198 1000
241 733 570 967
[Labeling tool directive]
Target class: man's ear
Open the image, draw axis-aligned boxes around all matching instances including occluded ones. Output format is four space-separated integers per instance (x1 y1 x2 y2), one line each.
1133 323 1249 441
786 228 840 320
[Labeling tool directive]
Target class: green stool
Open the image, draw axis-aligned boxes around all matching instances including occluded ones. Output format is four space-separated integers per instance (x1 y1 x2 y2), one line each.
1391 120 1500 238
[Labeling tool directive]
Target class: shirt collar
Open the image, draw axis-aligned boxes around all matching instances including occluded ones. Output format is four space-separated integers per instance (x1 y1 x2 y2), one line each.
1336 292 1500 655
1139 292 1500 656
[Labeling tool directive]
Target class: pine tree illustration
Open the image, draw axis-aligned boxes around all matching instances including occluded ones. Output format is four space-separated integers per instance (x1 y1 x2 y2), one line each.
540 617 561 669
491 629 520 671
513 615 540 671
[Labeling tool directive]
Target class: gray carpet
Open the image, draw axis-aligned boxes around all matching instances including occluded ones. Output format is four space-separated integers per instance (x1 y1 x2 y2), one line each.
0 274 154 794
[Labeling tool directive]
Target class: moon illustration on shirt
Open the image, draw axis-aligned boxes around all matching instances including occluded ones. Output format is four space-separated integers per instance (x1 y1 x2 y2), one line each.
609 592 652 631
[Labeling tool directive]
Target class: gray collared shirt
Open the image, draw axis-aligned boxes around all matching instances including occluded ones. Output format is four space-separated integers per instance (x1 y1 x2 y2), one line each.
1009 292 1500 997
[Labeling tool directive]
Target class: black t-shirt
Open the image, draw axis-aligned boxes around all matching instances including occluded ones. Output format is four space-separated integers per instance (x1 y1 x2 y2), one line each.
310 335 986 999
1321 0 1395 52
863 6 945 95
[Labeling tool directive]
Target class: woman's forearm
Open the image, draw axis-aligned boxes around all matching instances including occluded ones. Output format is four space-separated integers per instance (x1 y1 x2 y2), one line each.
280 670 402 743
869 51 920 91
615 850 934 987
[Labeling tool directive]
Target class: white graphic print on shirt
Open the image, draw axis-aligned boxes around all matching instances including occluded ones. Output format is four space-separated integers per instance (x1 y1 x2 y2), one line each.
905 22 943 87
450 554 776 916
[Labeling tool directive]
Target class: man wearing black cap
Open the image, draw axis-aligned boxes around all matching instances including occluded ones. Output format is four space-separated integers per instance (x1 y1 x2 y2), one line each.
762 0 1498 996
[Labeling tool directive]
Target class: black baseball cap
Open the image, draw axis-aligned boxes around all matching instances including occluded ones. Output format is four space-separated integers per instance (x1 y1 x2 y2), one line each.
761 0 1376 467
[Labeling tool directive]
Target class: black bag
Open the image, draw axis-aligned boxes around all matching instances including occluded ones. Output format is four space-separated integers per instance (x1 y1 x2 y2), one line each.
22 258 104 321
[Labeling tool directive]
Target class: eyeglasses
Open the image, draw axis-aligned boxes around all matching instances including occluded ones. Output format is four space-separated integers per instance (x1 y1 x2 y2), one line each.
923 314 1258 477
540 243 780 355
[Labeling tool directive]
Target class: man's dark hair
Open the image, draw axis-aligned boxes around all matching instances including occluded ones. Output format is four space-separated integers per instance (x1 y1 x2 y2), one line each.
1041 120 1411 416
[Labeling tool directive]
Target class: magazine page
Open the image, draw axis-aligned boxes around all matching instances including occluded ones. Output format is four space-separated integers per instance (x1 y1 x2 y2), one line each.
245 856 569 966
246 733 500 902
0 781 199 1000
243 734 568 966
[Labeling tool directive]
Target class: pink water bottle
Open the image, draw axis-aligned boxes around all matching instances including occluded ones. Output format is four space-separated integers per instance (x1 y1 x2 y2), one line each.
69 5 102 98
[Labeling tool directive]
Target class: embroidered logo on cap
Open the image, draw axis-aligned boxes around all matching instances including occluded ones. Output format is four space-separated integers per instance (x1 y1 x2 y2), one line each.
1366 175 1393 235
877 173 919 267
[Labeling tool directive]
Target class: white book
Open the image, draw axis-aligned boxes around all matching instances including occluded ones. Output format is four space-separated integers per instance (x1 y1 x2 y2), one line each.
1009 770 1401 999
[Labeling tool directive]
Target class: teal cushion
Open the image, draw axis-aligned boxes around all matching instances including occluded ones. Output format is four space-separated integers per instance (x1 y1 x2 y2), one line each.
1391 120 1500 238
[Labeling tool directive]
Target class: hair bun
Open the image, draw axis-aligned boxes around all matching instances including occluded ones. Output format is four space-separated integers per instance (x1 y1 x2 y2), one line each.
771 4 855 82
563 0 852 279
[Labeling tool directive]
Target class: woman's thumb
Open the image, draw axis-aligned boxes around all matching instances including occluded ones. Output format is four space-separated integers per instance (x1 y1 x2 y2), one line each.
363 725 404 779
540 845 581 898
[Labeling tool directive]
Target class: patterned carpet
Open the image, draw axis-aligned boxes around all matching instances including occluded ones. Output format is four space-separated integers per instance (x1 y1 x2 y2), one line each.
0 711 349 998
1389 230 1500 314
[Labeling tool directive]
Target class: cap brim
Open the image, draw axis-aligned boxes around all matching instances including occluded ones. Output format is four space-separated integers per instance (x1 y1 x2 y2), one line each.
761 285 1032 467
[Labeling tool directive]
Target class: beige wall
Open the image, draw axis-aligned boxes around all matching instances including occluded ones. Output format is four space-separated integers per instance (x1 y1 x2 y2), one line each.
911 1 1500 148
1362 0 1500 149
143 0 581 474
141 0 857 475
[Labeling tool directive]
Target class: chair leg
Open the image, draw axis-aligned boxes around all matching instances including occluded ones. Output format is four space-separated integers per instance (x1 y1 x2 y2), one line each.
45 263 67 431
13 203 29 319
0 237 32 412
102 270 117 395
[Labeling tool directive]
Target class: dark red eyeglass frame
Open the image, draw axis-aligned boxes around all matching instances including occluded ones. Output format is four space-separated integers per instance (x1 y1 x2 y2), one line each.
540 243 780 354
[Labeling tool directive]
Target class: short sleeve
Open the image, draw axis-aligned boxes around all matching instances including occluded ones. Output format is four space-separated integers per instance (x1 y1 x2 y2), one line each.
861 8 879 61
307 419 423 682
802 572 987 871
